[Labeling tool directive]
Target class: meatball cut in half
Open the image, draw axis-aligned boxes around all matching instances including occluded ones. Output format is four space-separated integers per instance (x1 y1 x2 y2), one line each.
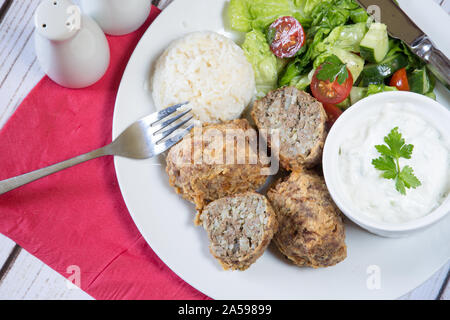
267 170 347 268
251 86 327 170
198 192 278 271
166 119 268 210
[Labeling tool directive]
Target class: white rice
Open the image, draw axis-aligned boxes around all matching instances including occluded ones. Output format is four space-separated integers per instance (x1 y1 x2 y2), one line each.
152 32 256 123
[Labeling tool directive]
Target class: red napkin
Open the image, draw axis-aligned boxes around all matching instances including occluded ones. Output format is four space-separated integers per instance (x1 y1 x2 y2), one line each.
0 6 209 300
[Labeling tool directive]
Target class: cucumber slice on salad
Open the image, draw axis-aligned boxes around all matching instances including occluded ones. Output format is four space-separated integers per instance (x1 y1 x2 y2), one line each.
360 23 389 63
408 67 432 95
358 53 408 87
314 49 365 84
332 49 365 84
350 87 368 105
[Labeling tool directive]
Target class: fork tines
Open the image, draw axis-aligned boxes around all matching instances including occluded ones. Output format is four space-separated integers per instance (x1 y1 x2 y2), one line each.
144 102 189 126
146 102 194 154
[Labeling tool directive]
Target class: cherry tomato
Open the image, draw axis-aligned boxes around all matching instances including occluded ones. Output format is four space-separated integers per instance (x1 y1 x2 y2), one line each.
311 66 353 104
390 68 410 91
322 103 343 127
268 16 305 58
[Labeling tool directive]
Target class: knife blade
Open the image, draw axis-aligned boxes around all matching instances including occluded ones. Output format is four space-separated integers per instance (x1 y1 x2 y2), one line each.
355 0 450 90
355 0 422 45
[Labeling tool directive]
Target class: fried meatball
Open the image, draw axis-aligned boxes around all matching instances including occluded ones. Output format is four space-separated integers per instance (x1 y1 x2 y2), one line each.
267 170 347 268
166 119 268 210
198 192 278 270
251 86 327 170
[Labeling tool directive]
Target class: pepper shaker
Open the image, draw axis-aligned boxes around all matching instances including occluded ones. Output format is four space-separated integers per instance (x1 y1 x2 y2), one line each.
34 0 110 89
80 0 151 36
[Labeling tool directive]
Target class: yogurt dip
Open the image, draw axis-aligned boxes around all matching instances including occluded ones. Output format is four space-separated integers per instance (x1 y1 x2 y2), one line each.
338 102 450 224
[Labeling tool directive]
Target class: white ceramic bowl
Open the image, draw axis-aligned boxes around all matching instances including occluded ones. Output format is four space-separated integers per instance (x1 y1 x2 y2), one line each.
323 91 450 238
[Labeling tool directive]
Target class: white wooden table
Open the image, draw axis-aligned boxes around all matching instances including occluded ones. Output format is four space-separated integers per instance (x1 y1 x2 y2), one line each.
0 0 448 300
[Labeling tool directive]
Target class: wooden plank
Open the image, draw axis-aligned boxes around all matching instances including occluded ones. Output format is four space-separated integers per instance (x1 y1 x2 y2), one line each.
0 0 41 129
0 248 92 300
0 235 16 270
0 1 13 24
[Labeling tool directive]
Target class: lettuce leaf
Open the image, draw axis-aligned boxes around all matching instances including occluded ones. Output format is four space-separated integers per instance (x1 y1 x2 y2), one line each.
294 0 329 15
315 23 367 53
228 0 252 32
350 8 369 23
310 1 351 33
249 0 296 30
278 25 329 87
242 30 279 95
335 0 360 10
278 35 316 87
228 0 312 32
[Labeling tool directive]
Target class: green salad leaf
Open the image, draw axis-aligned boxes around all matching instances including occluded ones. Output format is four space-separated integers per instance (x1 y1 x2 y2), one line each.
350 8 369 23
315 22 367 53
309 0 351 33
335 0 360 10
242 29 279 95
229 0 435 103
294 0 334 16
228 0 312 32
228 0 252 32
249 0 299 30
278 47 313 87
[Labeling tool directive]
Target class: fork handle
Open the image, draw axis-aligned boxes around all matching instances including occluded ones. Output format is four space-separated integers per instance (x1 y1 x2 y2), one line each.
0 147 110 195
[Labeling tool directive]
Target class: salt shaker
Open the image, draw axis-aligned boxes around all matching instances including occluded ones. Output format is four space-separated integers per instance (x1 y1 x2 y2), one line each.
80 0 151 36
34 0 110 89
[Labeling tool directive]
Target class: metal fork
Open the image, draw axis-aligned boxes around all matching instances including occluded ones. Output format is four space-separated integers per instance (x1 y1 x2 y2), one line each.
0 102 193 195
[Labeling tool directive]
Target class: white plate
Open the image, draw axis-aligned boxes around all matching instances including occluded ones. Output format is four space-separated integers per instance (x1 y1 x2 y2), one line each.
113 0 450 299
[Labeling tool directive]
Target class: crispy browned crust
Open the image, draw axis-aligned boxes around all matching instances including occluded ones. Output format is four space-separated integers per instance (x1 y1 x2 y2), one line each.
267 170 347 268
166 119 268 211
251 87 327 171
199 192 278 271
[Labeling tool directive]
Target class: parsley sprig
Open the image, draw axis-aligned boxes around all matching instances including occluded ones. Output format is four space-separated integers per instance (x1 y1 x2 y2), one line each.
371 127 421 195
315 54 349 85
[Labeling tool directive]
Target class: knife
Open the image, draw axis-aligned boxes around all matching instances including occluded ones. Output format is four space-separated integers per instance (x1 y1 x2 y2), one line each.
355 0 450 90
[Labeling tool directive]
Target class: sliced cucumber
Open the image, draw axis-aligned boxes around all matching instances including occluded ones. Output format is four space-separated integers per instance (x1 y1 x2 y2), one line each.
314 49 365 84
350 87 368 105
358 53 408 87
360 23 389 63
424 91 436 100
408 67 431 94
332 48 365 84
358 64 387 87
